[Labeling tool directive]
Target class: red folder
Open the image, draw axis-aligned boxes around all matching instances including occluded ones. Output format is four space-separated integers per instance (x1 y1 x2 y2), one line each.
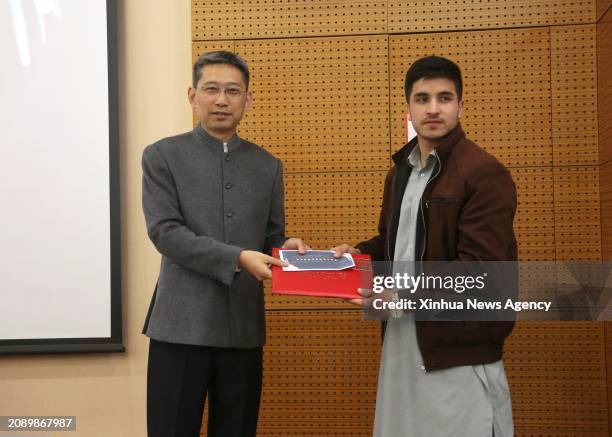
271 248 373 299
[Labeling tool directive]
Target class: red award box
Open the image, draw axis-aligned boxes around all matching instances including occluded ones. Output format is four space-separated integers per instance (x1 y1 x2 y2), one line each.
271 248 373 299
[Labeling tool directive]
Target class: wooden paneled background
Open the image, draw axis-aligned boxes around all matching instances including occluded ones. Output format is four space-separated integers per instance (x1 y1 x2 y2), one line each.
599 0 612 433
192 1 612 435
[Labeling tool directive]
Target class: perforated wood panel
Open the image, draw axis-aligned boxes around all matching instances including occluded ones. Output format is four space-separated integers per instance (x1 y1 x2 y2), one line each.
235 36 390 173
601 6 612 264
505 322 608 435
284 172 384 247
599 7 612 165
192 41 234 62
510 167 555 261
389 28 552 169
552 26 598 166
552 25 601 263
599 11 612 431
260 310 380 436
388 1 595 33
554 167 602 260
192 1 387 41
601 162 612 261
190 2 609 435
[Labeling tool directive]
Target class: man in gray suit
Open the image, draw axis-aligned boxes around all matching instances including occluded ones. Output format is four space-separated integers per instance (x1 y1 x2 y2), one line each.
142 51 307 437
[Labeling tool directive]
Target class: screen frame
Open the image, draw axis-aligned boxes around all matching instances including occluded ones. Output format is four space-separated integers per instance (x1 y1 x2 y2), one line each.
0 0 123 355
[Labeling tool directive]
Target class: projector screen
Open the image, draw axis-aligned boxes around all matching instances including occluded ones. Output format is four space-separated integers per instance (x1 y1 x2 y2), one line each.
0 0 122 353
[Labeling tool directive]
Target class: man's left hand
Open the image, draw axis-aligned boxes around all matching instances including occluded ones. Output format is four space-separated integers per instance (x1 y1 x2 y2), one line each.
347 288 400 318
282 238 310 254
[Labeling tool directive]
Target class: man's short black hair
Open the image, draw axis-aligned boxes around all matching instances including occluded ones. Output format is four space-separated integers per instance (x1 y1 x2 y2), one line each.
404 56 463 101
192 50 250 89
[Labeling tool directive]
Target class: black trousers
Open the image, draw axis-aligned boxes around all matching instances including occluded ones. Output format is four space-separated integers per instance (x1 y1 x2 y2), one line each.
147 339 263 437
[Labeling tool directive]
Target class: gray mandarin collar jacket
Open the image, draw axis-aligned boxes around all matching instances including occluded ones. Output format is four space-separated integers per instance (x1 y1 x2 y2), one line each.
141 124 286 348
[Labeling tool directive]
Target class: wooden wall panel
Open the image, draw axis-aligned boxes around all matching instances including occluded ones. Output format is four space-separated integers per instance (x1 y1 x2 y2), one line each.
191 2 609 436
192 1 387 40
599 7 612 435
261 311 380 436
389 28 552 169
554 167 602 261
505 322 608 435
552 26 599 166
388 1 594 33
598 0 612 21
192 41 234 62
600 6 612 263
235 36 390 173
599 7 612 166
284 172 385 248
602 162 612 261
193 1 599 40
511 167 556 261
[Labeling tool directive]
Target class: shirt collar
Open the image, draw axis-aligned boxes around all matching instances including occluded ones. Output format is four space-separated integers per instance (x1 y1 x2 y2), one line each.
407 145 437 171
392 123 465 166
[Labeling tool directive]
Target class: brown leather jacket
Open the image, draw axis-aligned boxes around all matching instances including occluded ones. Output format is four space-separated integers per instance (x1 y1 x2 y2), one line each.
356 123 517 371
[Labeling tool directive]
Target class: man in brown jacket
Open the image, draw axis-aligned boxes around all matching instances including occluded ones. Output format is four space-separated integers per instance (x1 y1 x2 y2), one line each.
333 56 517 436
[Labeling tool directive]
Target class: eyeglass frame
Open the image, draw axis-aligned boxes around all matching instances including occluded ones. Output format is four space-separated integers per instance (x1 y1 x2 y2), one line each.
199 85 247 99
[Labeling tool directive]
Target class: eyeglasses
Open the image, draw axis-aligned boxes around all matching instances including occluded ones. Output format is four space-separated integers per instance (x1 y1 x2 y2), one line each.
200 86 246 98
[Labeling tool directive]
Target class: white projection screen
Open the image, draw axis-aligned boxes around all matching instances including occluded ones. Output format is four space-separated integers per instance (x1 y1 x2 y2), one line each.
0 0 122 353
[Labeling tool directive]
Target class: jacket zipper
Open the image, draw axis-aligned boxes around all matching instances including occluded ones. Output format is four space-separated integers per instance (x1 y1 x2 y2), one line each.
420 154 442 262
386 155 444 272
418 155 442 373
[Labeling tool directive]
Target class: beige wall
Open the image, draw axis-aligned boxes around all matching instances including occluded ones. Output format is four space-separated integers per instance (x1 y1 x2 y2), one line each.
0 1 191 436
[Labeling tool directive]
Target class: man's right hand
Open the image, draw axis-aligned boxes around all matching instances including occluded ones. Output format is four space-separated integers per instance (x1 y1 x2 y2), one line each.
330 244 361 258
238 250 287 281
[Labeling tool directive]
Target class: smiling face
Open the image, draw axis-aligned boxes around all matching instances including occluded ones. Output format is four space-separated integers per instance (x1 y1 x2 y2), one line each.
406 76 463 148
188 63 252 141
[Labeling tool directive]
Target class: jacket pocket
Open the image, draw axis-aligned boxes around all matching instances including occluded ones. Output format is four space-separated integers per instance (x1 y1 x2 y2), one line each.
425 197 461 208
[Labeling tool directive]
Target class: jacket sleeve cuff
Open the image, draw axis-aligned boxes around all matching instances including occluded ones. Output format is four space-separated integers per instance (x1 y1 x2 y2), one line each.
216 245 244 287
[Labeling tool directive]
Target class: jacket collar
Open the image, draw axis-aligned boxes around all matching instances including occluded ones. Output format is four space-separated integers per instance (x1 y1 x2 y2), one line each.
391 123 466 165
194 123 242 152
